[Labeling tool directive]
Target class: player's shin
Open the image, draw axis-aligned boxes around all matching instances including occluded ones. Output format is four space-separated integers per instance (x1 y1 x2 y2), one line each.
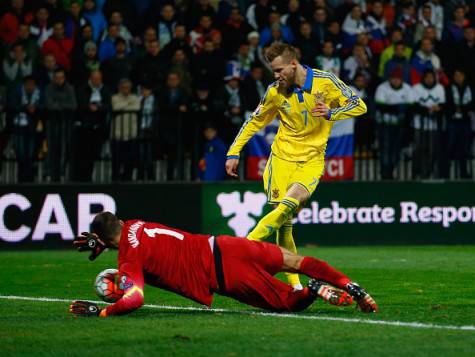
247 197 299 242
277 219 302 290
298 256 351 289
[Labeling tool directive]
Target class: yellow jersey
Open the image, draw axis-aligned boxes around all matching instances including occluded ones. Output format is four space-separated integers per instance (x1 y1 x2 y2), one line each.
227 66 367 162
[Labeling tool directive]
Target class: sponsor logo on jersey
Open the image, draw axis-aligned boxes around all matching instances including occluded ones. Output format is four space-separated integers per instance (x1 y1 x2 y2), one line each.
119 274 133 290
216 191 267 236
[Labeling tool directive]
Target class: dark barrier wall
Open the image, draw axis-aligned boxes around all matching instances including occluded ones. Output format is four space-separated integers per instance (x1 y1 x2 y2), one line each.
202 182 475 245
1 182 475 248
0 184 201 249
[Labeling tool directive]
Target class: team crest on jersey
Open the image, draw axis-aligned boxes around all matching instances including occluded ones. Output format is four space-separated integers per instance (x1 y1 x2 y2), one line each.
272 188 280 199
280 100 291 113
314 91 324 103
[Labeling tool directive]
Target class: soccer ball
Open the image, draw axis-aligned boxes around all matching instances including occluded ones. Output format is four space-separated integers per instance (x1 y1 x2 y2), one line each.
94 268 124 303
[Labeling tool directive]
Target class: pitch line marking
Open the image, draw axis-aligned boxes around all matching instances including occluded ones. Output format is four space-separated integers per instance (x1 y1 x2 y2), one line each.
1 294 474 332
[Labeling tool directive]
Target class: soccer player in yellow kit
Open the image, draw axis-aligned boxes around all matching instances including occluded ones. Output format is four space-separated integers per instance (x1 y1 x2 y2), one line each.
225 43 367 290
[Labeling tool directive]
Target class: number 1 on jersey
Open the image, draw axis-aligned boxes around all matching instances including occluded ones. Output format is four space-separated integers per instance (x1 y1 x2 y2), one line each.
144 228 184 240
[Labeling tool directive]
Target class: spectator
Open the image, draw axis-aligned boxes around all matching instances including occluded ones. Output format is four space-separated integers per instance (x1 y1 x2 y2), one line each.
71 23 94 60
295 21 318 66
351 73 374 154
185 0 216 30
64 0 88 40
156 4 178 49
190 83 219 180
422 0 444 40
161 24 192 60
247 31 263 66
341 4 367 51
71 40 100 86
192 39 226 92
241 63 267 115
378 29 412 78
188 15 221 54
34 53 57 89
82 0 107 42
316 40 341 76
325 20 343 53
452 26 475 88
396 3 417 47
43 0 67 24
2 42 33 88
30 6 53 47
383 42 411 83
16 23 40 65
221 6 253 58
157 72 189 181
410 38 442 85
374 67 413 179
343 44 371 83
169 49 192 96
131 25 157 61
259 10 295 47
8 75 42 182
41 21 73 71
443 5 470 44
101 37 133 91
215 74 246 145
137 83 158 181
311 7 328 47
230 42 253 79
246 0 274 31
0 0 33 45
98 24 120 63
366 0 388 56
414 4 433 44
445 68 473 178
415 25 445 65
280 0 305 37
412 69 445 179
111 78 141 181
199 123 226 181
73 70 110 182
44 68 77 181
133 39 165 92
100 11 133 50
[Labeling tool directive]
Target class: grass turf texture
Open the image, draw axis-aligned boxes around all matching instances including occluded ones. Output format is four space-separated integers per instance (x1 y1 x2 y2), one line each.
1 246 474 356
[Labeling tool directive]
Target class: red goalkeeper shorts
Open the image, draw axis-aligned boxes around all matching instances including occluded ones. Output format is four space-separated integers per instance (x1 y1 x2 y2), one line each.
214 235 299 311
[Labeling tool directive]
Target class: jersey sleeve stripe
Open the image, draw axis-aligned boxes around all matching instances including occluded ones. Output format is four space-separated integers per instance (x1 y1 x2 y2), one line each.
312 70 353 98
228 82 278 152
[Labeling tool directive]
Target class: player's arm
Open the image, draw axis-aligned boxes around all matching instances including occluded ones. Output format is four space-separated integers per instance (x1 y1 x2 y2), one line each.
313 75 367 121
226 84 278 159
101 263 145 317
225 84 278 177
70 262 144 317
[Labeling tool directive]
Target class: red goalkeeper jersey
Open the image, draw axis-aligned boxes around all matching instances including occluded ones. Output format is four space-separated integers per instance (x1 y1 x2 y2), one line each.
105 220 217 316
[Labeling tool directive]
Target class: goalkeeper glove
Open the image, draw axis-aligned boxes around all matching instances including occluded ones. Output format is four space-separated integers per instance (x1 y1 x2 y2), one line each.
69 300 103 317
73 232 106 261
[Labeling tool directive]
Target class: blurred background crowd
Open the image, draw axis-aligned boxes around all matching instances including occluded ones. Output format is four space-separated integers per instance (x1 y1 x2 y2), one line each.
0 0 474 183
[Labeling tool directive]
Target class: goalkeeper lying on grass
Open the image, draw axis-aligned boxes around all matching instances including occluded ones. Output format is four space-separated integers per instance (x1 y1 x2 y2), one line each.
70 212 378 317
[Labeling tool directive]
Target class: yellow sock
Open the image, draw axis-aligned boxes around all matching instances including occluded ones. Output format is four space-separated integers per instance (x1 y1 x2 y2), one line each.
276 219 301 288
247 197 299 242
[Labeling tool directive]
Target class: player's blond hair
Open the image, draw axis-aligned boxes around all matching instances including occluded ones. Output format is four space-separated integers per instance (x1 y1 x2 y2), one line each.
265 43 298 63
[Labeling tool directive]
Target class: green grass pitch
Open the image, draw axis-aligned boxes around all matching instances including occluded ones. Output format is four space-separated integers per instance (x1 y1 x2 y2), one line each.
1 246 474 356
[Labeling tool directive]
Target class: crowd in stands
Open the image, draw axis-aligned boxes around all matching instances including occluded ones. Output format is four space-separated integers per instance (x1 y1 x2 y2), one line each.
0 0 474 182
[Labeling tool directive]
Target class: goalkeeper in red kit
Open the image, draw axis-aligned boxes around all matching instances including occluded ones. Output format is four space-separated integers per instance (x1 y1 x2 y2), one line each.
70 212 378 317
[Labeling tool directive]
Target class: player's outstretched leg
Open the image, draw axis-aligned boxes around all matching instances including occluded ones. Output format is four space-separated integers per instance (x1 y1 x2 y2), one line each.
276 218 302 290
247 196 299 242
282 249 379 313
